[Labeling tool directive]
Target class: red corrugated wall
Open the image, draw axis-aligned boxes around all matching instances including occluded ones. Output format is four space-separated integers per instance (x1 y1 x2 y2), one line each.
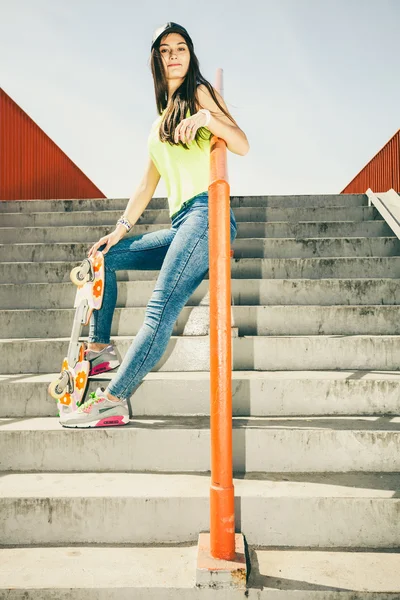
341 129 400 193
0 88 106 201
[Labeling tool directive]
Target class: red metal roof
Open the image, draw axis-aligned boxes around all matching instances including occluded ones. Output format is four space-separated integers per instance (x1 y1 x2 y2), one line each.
0 88 106 201
341 129 400 194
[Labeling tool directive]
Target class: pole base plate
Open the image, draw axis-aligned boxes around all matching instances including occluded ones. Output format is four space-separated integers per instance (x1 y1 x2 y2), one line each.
196 532 247 589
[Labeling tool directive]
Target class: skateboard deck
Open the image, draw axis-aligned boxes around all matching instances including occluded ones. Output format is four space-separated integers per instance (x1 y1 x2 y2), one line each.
48 251 105 416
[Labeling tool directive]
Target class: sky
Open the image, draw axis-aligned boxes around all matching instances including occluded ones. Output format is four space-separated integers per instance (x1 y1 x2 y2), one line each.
1 0 399 198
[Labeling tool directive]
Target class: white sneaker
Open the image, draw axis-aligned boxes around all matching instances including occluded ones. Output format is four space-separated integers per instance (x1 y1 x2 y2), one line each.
59 386 129 428
85 344 120 376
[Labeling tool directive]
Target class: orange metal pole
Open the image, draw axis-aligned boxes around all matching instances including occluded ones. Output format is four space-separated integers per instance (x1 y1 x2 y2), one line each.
208 68 235 560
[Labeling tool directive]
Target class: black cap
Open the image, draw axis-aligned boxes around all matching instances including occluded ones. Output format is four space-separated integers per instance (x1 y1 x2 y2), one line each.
151 22 192 50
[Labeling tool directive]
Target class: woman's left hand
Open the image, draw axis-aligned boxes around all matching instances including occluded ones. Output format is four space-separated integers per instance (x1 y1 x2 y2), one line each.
174 111 207 144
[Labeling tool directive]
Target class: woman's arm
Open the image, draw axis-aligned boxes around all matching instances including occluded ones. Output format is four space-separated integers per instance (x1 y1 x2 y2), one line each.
88 157 161 257
195 84 250 156
114 157 161 238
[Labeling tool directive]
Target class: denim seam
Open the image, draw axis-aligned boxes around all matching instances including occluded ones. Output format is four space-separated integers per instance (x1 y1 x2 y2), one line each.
127 241 173 255
110 223 209 399
106 242 171 258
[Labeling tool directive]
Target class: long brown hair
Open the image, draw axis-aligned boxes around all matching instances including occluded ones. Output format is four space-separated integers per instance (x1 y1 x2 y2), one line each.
150 30 237 150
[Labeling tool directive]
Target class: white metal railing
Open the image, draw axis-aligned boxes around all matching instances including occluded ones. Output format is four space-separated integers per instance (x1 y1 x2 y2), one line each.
366 188 400 240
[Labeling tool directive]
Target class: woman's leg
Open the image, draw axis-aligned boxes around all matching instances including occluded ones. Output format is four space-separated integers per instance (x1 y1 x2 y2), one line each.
88 228 175 347
106 204 238 402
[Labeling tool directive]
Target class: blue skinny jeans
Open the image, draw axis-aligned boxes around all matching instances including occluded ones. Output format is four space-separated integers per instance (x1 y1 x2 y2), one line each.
89 191 238 401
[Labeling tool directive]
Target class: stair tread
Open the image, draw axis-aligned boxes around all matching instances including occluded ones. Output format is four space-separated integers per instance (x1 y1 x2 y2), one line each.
3 304 400 312
3 369 400 383
2 256 400 265
1 415 399 432
0 546 399 593
2 276 400 283
4 333 400 342
0 219 388 227
1 471 399 498
2 236 397 246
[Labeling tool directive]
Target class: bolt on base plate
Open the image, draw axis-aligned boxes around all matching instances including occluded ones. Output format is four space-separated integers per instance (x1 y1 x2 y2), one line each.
196 532 247 590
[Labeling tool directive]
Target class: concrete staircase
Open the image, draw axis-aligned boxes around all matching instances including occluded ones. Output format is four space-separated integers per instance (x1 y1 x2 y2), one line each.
0 194 399 598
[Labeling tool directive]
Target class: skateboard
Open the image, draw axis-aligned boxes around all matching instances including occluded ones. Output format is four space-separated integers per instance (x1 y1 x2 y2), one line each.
48 251 105 417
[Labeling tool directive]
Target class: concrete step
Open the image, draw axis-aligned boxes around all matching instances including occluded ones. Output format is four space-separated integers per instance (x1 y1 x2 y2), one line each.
4 305 400 339
2 257 400 285
2 370 400 419
1 546 399 598
0 194 368 213
1 416 399 473
2 278 400 310
0 206 378 228
4 334 400 374
2 237 400 263
1 472 399 544
0 220 392 244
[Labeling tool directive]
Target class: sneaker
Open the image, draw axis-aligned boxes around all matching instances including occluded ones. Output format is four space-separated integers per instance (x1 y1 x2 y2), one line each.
59 386 129 428
85 344 120 376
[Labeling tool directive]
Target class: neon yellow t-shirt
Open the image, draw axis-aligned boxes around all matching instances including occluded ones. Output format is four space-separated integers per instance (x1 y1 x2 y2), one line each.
147 109 211 218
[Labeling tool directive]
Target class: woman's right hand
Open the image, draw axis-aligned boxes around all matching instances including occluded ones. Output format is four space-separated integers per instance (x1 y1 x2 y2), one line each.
87 229 123 258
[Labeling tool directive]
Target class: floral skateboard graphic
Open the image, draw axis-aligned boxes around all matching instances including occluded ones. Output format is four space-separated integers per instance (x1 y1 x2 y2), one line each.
48 251 104 417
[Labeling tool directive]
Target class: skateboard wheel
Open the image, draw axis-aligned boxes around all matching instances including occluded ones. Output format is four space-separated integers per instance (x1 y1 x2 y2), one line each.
70 265 89 286
48 378 67 400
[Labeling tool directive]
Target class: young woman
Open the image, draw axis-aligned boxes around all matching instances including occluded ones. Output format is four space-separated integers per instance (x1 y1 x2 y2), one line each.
60 22 249 428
